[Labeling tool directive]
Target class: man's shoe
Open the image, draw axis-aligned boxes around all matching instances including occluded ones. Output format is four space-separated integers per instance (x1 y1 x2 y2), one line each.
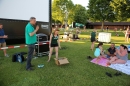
26 68 34 71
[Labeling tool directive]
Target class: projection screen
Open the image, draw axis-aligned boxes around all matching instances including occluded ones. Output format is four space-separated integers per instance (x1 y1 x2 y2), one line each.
0 0 49 22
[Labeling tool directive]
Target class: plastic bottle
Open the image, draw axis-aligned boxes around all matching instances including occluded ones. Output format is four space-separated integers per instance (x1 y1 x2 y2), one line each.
18 55 22 63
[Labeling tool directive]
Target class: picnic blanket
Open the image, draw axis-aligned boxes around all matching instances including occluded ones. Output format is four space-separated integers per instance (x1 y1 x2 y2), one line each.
109 60 130 75
91 58 130 75
91 57 109 67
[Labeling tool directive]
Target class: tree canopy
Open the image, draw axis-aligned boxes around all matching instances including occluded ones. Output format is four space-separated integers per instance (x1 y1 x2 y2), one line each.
52 0 87 25
52 0 74 24
87 0 115 30
110 0 130 21
73 4 87 24
52 0 130 29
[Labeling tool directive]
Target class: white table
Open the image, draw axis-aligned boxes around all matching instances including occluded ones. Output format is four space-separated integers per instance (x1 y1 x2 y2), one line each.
98 32 111 42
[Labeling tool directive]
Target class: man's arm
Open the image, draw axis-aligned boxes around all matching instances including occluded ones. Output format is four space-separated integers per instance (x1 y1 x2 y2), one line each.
0 35 8 38
29 30 37 36
107 52 111 56
0 36 3 38
29 25 39 36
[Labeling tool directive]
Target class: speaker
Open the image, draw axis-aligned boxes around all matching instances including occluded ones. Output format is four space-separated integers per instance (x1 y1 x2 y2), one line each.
35 41 49 53
36 33 48 42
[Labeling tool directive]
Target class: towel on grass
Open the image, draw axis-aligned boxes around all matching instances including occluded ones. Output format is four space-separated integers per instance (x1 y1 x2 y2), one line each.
109 60 130 75
91 57 109 67
91 58 130 75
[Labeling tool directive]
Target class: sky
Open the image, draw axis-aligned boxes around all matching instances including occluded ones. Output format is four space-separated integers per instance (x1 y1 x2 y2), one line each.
72 0 89 7
52 0 89 8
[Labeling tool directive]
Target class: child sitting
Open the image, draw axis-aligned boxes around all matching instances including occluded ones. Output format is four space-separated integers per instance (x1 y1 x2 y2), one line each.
94 42 105 63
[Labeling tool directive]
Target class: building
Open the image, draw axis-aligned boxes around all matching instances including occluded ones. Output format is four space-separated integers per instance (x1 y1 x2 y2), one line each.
86 22 130 30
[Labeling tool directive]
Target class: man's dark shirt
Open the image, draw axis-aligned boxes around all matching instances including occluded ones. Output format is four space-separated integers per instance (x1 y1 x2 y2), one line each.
0 29 5 43
108 47 116 54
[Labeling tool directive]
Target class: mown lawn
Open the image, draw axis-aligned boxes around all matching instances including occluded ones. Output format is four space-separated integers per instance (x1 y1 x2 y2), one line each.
0 30 130 86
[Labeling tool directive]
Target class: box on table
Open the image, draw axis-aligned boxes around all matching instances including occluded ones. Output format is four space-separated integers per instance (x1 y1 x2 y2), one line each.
54 57 69 65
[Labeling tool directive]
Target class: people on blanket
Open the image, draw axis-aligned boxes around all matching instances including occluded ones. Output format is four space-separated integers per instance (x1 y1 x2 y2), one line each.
94 42 105 63
106 43 116 59
107 44 128 65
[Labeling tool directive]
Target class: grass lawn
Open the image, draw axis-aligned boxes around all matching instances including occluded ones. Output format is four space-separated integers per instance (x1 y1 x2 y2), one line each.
0 30 130 86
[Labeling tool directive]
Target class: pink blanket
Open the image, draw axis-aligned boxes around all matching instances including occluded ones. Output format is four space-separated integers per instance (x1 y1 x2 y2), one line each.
91 57 109 67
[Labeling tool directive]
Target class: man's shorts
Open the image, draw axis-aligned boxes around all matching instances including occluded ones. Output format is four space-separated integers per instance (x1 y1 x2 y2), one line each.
106 55 110 58
0 42 6 48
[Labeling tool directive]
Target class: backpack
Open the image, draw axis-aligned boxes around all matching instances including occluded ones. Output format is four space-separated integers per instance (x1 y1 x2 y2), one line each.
12 53 24 62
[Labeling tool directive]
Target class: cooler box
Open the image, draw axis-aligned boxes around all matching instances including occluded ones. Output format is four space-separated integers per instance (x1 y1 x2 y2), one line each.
98 32 111 42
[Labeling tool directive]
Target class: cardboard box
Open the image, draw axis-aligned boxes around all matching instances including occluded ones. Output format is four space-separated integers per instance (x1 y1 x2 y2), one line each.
54 57 69 65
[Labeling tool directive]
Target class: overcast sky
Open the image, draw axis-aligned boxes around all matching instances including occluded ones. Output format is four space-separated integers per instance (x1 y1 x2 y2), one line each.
72 0 89 7
52 0 89 8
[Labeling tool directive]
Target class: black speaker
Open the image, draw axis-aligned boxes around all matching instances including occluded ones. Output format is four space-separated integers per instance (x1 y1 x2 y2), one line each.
35 42 49 53
36 33 48 42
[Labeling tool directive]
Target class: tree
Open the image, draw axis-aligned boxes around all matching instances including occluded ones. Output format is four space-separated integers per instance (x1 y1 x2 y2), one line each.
87 0 115 30
52 0 74 27
73 4 87 24
110 0 130 21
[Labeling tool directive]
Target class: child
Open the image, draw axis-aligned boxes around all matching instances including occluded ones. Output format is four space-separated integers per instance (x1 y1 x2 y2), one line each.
47 28 61 62
94 42 104 63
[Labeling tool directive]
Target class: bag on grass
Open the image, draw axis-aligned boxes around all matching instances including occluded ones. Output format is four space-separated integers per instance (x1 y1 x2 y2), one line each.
12 53 24 62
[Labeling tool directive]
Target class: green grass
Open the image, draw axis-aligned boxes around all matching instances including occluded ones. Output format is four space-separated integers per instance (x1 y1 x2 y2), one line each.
0 30 130 86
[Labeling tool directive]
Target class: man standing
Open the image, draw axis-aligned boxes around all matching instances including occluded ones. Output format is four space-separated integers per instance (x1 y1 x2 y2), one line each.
25 17 39 71
0 23 9 57
106 26 109 32
107 43 116 59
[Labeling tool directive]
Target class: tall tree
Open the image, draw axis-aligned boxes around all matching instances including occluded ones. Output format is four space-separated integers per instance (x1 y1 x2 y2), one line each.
110 0 130 21
73 4 87 24
87 0 115 30
52 0 74 26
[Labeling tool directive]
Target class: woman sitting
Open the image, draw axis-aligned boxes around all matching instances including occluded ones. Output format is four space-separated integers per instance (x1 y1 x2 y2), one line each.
108 44 128 65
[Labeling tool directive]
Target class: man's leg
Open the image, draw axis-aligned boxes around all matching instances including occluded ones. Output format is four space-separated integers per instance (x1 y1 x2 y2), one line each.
26 44 35 70
0 43 1 57
2 42 8 57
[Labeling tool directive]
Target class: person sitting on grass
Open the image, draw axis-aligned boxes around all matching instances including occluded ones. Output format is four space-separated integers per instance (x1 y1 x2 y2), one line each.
106 43 116 59
94 42 105 63
107 44 128 65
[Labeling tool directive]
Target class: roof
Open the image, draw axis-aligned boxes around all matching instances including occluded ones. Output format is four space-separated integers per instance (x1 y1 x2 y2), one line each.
88 22 130 26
